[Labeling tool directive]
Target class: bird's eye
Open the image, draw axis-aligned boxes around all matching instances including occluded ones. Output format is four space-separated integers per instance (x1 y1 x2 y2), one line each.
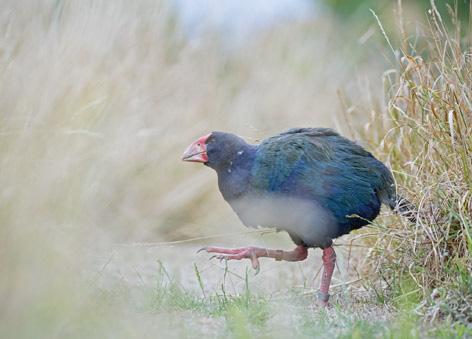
197 143 201 146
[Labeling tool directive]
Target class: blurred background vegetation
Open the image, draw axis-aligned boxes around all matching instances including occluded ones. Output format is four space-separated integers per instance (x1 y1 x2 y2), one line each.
0 0 470 337
324 0 469 21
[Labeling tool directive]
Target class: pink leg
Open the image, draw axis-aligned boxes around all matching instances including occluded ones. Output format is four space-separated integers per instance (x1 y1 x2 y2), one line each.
198 245 308 273
318 246 336 307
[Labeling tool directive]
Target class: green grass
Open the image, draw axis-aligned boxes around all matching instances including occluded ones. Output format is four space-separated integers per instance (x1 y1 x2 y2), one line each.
131 261 471 339
148 262 271 331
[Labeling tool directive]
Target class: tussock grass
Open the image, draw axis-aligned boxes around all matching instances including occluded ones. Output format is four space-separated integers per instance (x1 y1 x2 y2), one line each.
356 2 472 325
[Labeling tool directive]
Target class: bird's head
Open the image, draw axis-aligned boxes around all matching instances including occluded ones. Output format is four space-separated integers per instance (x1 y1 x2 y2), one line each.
182 132 250 170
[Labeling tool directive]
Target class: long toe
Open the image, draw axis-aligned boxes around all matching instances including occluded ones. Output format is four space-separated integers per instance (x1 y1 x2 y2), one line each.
198 246 253 255
203 247 261 273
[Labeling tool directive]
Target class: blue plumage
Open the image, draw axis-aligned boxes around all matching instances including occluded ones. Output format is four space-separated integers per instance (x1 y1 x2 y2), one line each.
204 128 397 248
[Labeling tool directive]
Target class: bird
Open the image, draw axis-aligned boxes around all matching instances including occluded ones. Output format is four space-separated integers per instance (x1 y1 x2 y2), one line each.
182 128 414 306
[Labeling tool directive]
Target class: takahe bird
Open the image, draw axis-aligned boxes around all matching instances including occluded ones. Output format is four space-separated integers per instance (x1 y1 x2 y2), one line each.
182 128 413 306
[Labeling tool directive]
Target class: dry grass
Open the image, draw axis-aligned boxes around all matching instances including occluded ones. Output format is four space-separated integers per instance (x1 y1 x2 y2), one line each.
353 2 472 325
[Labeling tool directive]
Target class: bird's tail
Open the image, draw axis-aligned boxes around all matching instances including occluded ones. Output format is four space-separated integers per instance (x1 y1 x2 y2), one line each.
388 195 417 223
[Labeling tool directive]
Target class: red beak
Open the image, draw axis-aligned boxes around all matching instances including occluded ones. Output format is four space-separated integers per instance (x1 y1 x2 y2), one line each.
182 133 211 163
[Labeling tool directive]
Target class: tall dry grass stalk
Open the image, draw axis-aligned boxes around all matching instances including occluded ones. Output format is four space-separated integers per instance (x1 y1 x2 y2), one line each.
359 2 472 323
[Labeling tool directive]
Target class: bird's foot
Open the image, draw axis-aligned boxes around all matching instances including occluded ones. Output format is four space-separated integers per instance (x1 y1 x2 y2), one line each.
198 245 308 274
317 291 331 308
198 246 265 273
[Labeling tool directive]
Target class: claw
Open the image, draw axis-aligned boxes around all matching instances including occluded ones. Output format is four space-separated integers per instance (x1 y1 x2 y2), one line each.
208 254 229 263
197 247 208 254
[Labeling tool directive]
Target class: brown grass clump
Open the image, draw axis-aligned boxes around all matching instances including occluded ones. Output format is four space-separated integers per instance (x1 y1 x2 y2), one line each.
357 3 472 324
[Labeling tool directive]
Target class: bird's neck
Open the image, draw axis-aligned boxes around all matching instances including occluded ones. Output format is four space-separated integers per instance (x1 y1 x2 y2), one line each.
215 144 257 201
